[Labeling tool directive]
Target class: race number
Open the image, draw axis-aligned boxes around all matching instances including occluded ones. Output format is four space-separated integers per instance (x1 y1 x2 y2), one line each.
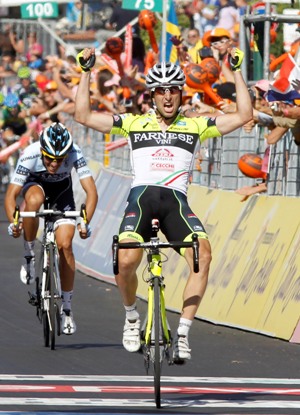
21 2 58 19
122 0 163 12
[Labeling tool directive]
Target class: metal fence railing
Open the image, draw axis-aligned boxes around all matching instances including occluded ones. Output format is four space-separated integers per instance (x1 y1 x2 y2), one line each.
65 117 300 197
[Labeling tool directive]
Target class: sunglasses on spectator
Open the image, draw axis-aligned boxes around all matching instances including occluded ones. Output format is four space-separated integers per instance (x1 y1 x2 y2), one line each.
211 38 230 47
154 86 181 95
42 150 66 163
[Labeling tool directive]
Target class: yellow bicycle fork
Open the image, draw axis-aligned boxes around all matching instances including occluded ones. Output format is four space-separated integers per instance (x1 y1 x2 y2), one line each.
144 254 171 346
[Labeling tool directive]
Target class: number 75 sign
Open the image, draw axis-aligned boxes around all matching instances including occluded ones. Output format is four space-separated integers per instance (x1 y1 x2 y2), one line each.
122 0 163 13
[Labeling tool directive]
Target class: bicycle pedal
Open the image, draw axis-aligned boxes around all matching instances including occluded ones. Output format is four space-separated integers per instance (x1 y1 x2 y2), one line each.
28 291 38 306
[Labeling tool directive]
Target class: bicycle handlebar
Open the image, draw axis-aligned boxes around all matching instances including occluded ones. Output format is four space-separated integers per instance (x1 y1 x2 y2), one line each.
19 210 82 218
112 233 200 275
13 204 87 222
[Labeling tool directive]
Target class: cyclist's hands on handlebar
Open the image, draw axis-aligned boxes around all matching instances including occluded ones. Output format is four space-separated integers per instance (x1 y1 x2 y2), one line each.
8 206 23 238
77 204 91 239
8 222 23 238
78 222 91 239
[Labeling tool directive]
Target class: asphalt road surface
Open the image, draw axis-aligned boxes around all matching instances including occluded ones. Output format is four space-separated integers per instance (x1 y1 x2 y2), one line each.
1 190 300 414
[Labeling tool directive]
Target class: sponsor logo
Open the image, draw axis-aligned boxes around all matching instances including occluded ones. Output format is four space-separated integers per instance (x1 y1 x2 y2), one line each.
125 212 136 218
16 165 30 176
194 225 204 231
125 225 134 231
133 132 194 145
187 213 197 218
152 148 174 158
74 157 87 169
151 162 174 171
21 154 40 162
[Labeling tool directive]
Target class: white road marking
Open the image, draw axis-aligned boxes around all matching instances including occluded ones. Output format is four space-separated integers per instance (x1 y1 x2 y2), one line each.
0 397 299 408
0 375 300 384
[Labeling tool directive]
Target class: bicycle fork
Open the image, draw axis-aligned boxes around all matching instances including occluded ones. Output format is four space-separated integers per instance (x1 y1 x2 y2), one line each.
141 255 172 372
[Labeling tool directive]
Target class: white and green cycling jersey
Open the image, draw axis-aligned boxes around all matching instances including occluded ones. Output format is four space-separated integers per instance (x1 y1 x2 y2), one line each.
111 111 221 195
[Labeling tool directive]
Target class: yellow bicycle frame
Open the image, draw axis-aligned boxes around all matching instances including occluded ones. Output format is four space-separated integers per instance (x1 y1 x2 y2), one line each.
144 254 171 346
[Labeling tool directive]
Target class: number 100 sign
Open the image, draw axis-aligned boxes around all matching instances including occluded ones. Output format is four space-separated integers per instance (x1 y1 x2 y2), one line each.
21 2 58 19
122 0 163 13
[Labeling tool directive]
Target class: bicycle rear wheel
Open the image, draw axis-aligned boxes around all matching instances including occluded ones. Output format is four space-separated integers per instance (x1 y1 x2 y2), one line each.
153 277 161 409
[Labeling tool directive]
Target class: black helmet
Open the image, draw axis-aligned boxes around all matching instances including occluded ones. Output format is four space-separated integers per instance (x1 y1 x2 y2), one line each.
40 122 73 157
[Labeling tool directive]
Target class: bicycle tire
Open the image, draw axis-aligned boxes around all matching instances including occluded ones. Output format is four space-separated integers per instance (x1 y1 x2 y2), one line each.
42 310 50 347
42 246 50 348
35 246 44 321
48 243 56 350
153 277 161 409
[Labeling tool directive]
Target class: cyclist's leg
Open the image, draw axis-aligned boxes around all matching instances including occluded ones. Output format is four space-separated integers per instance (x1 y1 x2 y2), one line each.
117 186 155 308
20 183 45 284
46 177 76 294
49 178 77 334
115 246 143 308
117 186 156 352
55 223 76 292
182 237 211 320
55 222 77 335
160 189 212 361
22 184 45 241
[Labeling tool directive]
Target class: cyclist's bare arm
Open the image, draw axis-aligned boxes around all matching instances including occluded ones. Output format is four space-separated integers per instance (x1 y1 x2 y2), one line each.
79 176 98 223
215 70 253 135
4 183 23 237
74 48 114 133
5 183 23 223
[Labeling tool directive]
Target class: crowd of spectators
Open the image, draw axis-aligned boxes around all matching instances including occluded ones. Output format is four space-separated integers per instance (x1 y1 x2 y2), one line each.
0 0 299 198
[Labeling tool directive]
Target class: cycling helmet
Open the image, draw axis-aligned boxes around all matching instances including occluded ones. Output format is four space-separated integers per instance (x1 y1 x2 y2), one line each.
4 93 19 109
40 122 73 157
145 62 186 90
17 66 31 79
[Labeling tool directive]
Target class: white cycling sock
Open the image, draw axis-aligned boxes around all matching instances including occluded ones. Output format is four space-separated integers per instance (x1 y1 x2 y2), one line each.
62 290 73 311
124 303 139 322
24 240 35 257
177 317 192 337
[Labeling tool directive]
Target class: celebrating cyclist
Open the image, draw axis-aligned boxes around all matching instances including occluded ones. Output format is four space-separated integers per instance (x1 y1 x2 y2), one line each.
4 122 98 335
74 47 252 362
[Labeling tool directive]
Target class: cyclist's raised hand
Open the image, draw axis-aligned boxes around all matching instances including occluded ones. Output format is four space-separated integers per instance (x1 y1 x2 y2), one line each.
76 48 96 72
8 222 23 238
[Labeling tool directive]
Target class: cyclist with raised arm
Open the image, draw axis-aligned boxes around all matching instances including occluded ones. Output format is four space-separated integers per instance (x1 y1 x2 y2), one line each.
74 47 252 362
5 122 98 335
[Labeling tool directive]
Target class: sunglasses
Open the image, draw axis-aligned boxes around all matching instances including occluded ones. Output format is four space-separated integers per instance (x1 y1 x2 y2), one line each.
42 150 66 163
211 38 230 47
154 86 181 95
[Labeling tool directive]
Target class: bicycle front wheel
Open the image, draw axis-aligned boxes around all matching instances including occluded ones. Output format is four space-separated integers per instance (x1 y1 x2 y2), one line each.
153 277 161 409
48 243 57 350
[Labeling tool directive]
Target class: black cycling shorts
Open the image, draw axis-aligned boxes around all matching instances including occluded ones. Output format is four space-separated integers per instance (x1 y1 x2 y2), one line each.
22 176 75 212
119 185 208 252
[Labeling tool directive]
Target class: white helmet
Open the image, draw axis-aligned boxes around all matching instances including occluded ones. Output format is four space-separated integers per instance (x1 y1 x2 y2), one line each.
145 62 186 90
